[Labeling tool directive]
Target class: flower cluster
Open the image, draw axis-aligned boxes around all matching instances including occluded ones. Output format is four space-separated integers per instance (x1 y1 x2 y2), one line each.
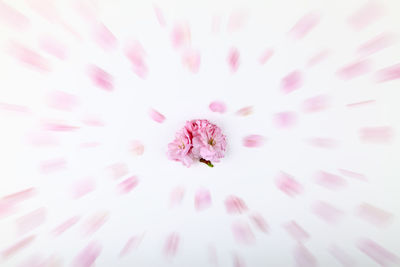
167 120 227 167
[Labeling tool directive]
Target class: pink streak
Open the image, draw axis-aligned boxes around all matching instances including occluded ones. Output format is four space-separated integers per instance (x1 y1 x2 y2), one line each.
357 238 400 266
348 1 384 30
1 235 35 259
329 245 356 267
281 71 302 93
338 169 367 181
294 245 317 267
346 100 375 108
52 216 80 236
92 23 117 50
302 95 329 113
312 201 344 224
164 232 180 257
274 111 297 128
148 108 166 123
337 60 370 80
46 91 78 111
119 234 145 257
375 64 400 82
81 212 109 237
39 36 67 60
73 241 102 267
88 65 114 91
182 48 201 73
39 158 67 174
169 186 185 208
283 221 309 242
249 213 268 233
359 126 393 143
117 176 139 194
357 33 394 57
275 172 303 197
9 42 50 72
314 171 346 190
71 179 96 199
228 47 240 72
16 208 46 235
289 12 320 40
194 188 212 211
209 101 226 113
356 203 393 227
231 221 255 245
242 135 264 148
225 195 248 214
259 49 274 65
236 106 253 116
0 1 30 30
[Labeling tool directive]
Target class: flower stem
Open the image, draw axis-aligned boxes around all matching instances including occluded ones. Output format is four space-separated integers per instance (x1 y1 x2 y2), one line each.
200 158 214 167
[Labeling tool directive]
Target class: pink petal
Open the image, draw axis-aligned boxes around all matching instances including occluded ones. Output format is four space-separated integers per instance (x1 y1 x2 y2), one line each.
274 112 296 128
225 195 248 214
359 126 394 143
46 91 78 111
235 106 253 116
88 65 113 91
348 1 384 30
338 169 367 181
0 1 30 30
232 252 246 267
119 234 145 257
314 171 346 190
71 179 96 199
81 212 109 237
182 48 201 73
307 50 330 67
231 221 255 245
131 140 144 156
1 235 36 259
209 101 227 113
164 232 180 257
125 42 148 78
293 245 317 267
289 12 320 40
312 201 344 224
242 135 264 148
8 42 50 71
39 158 67 174
307 138 338 149
1 187 37 204
194 189 212 211
281 71 302 93
357 238 400 266
249 213 268 233
0 200 17 219
92 23 117 50
171 23 191 49
73 242 102 267
0 102 31 114
82 117 104 127
375 63 400 82
329 245 356 267
357 33 394 57
228 47 240 72
39 35 67 60
52 216 80 236
275 172 303 197
43 122 79 131
283 221 309 242
337 60 370 80
227 11 247 32
153 5 166 27
302 95 329 113
107 163 128 180
169 186 185 208
148 109 166 123
16 208 46 235
259 49 274 65
356 203 393 227
117 176 139 194
346 100 375 108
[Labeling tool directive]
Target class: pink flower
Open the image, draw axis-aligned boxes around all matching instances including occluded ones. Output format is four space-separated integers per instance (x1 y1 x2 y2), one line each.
167 127 193 167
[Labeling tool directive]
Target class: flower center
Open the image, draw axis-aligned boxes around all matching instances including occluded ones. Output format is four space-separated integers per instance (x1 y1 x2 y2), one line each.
208 138 216 146
178 141 185 149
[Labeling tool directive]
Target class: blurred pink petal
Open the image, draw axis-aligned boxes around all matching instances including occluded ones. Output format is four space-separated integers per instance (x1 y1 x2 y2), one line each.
169 186 185 208
242 135 264 148
171 23 191 49
356 203 393 227
82 117 104 127
209 101 227 113
307 138 338 148
348 1 383 30
281 71 302 93
236 106 253 116
0 102 31 114
357 238 400 266
81 212 109 237
275 172 303 197
312 201 344 224
227 11 247 32
329 245 356 267
225 195 248 214
39 158 67 174
232 252 246 267
26 0 60 22
131 140 144 156
1 235 35 259
16 207 46 235
337 60 370 80
294 245 317 267
39 36 67 60
357 33 394 57
148 109 166 123
92 23 117 50
117 176 139 194
119 233 145 257
346 100 375 108
307 50 330 67
43 122 79 131
259 49 274 65
9 42 50 71
228 48 240 72
359 126 394 143
88 65 113 91
289 12 320 40
1 187 37 204
153 5 166 27
107 163 128 180
164 232 180 257
0 200 17 219
194 189 212 211
71 179 96 199
46 91 78 111
52 216 80 236
283 221 309 242
314 171 346 190
249 213 268 233
302 95 329 113
274 112 296 128
73 242 102 267
182 48 201 73
211 15 221 34
338 169 367 181
375 63 400 82
231 221 255 244
0 1 30 30
125 42 148 78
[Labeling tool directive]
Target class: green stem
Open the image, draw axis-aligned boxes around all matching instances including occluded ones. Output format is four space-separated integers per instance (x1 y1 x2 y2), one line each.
200 158 214 167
